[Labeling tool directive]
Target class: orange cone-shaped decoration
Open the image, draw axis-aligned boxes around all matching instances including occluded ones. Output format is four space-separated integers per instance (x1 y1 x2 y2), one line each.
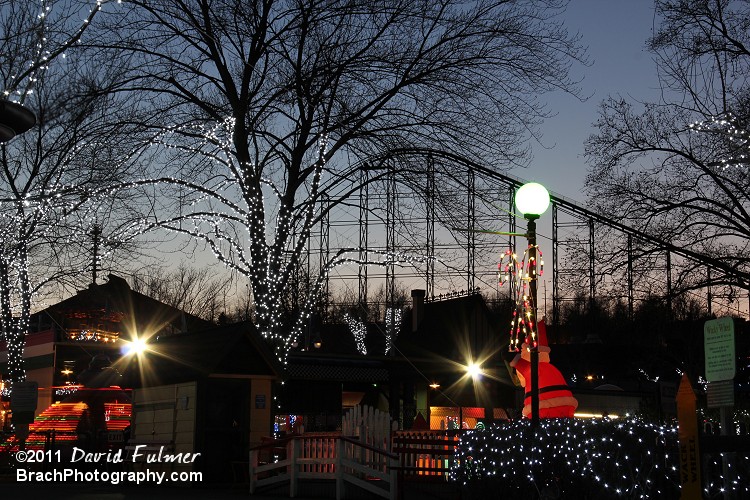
510 320 578 418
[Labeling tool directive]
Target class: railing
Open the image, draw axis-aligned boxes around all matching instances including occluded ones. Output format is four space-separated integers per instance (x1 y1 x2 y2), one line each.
0 429 79 454
391 431 460 480
249 433 398 500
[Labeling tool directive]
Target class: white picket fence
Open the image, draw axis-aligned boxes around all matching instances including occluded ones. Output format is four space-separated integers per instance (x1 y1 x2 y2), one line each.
341 404 397 476
249 405 398 499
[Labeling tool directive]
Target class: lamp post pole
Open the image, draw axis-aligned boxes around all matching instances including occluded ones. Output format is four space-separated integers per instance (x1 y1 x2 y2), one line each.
515 182 549 428
526 215 540 428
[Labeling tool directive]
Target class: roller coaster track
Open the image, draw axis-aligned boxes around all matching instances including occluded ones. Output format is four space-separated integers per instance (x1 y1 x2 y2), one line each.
378 147 750 288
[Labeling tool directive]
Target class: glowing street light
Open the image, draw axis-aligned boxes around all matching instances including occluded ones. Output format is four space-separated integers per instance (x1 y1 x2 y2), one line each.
466 362 483 379
123 336 148 356
515 182 550 219
515 181 550 428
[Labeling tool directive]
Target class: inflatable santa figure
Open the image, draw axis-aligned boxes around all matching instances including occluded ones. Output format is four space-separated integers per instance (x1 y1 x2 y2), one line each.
510 320 577 418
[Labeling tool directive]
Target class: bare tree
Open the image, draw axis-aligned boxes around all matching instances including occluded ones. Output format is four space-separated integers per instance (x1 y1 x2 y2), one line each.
89 0 587 362
0 0 142 383
130 263 233 321
585 0 750 302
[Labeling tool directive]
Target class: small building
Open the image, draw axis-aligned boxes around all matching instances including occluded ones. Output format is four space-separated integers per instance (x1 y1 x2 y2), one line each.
0 274 213 423
550 343 667 419
280 290 517 432
397 290 517 428
121 322 281 482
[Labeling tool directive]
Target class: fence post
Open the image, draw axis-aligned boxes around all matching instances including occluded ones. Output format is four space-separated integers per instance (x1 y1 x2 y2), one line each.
249 449 258 495
289 438 299 498
389 454 398 500
335 438 344 500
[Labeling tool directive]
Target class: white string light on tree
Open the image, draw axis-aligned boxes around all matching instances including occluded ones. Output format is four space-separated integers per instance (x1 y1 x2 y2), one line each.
344 313 367 355
384 307 402 355
689 112 750 169
0 0 122 390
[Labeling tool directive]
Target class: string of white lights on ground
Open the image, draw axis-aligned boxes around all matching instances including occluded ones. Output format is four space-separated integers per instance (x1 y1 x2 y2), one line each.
450 418 749 499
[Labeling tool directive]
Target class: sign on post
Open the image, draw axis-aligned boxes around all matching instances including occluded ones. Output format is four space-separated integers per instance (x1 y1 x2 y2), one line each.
704 317 738 500
704 317 735 382
707 380 735 408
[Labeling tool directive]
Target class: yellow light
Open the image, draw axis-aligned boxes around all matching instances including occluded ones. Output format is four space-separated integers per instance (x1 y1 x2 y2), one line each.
574 412 620 419
467 363 482 379
429 383 441 389
61 369 73 375
586 375 594 381
125 337 148 356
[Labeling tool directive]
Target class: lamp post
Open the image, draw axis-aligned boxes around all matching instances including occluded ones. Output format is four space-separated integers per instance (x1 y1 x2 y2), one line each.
0 100 36 142
515 182 550 428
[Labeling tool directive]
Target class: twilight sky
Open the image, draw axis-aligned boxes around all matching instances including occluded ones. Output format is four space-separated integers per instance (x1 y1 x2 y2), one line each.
514 0 663 202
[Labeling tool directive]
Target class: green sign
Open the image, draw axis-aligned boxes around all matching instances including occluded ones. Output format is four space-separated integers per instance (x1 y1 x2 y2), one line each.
704 317 735 382
706 380 734 408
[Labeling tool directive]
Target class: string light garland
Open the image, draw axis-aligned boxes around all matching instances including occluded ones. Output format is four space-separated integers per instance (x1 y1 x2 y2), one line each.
2 1 112 102
65 108 444 368
54 384 82 397
282 247 429 363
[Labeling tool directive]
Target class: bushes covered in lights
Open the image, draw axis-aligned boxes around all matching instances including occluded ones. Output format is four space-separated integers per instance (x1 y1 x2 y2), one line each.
451 418 683 499
451 418 750 499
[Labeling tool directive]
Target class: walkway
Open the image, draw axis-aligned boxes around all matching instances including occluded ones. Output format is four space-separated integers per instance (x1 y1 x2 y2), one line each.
2 479 457 500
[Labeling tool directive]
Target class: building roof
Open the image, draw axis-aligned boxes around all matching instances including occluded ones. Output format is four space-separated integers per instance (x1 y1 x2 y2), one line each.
32 274 213 338
286 352 392 382
399 293 505 362
120 321 281 387
398 293 517 406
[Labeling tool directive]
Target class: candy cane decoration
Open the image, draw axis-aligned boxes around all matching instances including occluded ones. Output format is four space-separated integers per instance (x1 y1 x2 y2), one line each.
498 245 544 351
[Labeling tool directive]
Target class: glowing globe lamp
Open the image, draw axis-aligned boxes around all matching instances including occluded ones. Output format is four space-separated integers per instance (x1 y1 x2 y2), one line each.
515 182 550 219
